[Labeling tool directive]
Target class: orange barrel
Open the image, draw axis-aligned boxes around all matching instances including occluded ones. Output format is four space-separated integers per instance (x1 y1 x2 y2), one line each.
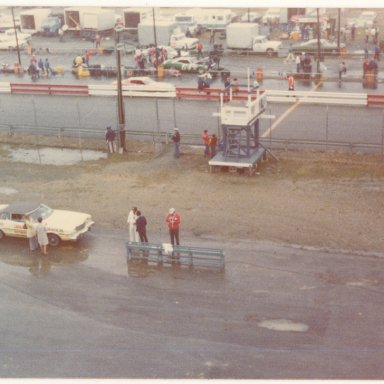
157 65 164 78
256 68 263 82
14 63 23 75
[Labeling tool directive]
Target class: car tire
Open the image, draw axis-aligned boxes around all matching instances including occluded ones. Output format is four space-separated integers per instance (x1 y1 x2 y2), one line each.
48 233 61 247
197 67 205 74
266 48 274 57
0 230 4 240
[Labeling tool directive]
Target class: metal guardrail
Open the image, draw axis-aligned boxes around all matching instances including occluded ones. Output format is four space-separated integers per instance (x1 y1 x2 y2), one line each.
126 241 225 270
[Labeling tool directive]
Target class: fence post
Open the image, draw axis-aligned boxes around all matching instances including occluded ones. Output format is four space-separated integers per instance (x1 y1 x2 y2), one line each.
382 110 384 161
326 105 329 152
76 103 84 161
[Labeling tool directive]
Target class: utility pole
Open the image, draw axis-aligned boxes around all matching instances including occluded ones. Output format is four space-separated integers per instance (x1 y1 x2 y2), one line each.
316 8 321 75
152 7 159 71
11 7 21 68
337 8 341 50
114 24 126 152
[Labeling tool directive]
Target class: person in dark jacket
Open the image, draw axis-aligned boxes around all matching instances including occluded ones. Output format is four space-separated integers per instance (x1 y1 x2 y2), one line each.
171 128 180 158
105 126 116 153
135 210 148 243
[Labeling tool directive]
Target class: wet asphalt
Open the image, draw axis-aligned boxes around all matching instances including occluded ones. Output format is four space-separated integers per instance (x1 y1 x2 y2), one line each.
1 227 384 378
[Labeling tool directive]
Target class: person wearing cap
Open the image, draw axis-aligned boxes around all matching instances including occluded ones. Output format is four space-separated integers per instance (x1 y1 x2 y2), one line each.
171 128 180 158
166 208 181 246
127 206 139 242
105 126 116 153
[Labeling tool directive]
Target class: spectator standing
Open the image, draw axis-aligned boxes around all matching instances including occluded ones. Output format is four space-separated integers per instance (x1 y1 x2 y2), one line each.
374 44 380 61
295 54 301 73
209 134 218 158
135 210 148 243
25 215 38 252
196 41 203 59
338 61 347 84
36 217 48 256
287 74 295 90
105 126 116 153
95 34 101 49
127 206 139 242
232 78 239 96
171 128 180 158
284 43 294 64
202 129 210 157
166 208 181 246
44 58 51 76
38 58 45 77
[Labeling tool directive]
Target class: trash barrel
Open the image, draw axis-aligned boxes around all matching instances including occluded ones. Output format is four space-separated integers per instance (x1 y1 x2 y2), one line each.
157 65 164 78
14 63 23 75
256 68 263 82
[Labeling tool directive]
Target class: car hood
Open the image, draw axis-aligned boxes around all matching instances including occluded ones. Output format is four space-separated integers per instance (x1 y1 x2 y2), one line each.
44 209 93 231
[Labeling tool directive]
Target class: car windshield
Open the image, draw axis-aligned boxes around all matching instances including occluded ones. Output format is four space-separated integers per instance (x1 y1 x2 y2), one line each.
28 204 53 221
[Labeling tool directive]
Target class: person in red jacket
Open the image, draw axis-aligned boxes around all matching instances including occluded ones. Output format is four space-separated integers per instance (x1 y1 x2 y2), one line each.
166 208 181 246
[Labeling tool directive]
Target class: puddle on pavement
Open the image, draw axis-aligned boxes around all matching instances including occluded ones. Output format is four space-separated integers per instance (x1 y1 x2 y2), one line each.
0 187 18 195
0 237 89 275
2 145 107 165
258 319 309 332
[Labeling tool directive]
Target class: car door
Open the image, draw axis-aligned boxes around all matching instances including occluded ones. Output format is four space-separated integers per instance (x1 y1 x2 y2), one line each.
10 213 27 238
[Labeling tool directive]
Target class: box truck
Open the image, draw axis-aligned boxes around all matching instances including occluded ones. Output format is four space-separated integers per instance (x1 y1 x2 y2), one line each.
138 20 177 46
20 8 51 35
226 23 282 56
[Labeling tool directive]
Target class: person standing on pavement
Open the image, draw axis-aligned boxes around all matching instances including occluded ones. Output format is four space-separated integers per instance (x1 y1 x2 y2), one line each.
166 208 181 246
135 210 148 243
202 129 210 157
287 74 295 91
171 128 180 158
24 214 38 252
127 206 139 242
295 54 301 73
105 126 116 153
209 134 218 158
196 41 203 59
36 217 48 256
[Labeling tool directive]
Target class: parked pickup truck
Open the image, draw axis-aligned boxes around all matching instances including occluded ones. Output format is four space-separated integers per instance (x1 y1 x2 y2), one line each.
249 35 282 56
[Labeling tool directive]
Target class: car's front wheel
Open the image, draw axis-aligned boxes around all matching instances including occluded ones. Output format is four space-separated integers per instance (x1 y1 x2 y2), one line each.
48 233 61 247
0 230 4 240
266 48 274 57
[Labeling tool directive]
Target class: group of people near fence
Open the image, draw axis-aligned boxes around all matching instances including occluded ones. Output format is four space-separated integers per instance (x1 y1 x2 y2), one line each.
28 55 52 80
202 129 218 158
127 206 181 246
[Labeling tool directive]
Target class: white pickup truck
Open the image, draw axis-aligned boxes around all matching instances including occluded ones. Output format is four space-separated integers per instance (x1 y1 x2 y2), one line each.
251 35 282 56
170 32 199 50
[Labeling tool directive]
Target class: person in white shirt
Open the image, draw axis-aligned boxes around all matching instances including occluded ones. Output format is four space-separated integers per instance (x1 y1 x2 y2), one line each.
127 207 139 242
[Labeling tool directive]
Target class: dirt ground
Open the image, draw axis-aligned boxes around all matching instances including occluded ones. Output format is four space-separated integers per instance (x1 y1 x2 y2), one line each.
1 139 384 254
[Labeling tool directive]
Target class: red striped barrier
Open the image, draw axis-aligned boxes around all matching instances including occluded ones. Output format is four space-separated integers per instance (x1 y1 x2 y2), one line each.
10 83 89 96
367 94 384 107
176 87 261 101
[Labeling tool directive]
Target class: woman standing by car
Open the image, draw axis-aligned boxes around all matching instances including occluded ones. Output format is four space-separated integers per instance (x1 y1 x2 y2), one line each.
24 214 38 252
36 217 49 256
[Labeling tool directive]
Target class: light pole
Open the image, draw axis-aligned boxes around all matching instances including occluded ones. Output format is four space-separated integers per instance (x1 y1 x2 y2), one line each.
114 24 126 152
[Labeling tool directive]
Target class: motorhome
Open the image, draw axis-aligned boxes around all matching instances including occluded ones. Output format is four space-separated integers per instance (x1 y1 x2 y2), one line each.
184 8 234 29
173 13 198 35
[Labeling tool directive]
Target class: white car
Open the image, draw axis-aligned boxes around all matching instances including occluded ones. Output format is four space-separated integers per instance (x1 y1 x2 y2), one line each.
0 35 28 50
0 202 94 246
113 77 176 92
251 35 282 56
1 28 31 41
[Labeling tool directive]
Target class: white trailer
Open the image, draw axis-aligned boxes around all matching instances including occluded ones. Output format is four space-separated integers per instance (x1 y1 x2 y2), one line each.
185 8 234 30
82 9 115 32
226 23 259 49
19 8 51 35
138 20 177 47
123 8 152 31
